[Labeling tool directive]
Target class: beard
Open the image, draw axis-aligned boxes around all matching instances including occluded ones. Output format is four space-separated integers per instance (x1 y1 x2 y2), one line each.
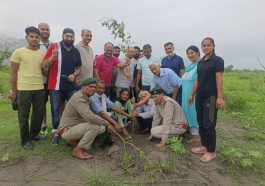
63 40 74 47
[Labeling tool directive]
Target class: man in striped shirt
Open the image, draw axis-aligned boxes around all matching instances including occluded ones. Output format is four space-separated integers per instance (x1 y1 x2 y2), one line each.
42 28 82 145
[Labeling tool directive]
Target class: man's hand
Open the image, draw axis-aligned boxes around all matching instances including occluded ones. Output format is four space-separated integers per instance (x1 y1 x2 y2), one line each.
156 141 166 148
106 124 115 134
145 134 153 142
9 90 16 101
68 74 76 82
51 46 58 59
113 123 122 133
125 73 131 81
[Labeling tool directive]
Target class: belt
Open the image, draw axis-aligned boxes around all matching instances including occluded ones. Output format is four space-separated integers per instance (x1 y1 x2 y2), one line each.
176 124 188 129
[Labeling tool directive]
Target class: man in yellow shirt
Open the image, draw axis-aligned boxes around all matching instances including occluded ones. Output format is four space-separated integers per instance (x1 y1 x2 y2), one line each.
10 26 46 150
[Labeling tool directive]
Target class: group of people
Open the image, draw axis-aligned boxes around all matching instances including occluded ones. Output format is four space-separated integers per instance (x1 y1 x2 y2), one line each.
9 22 225 163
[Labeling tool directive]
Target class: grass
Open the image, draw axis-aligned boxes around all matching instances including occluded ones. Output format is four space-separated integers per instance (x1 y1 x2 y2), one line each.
218 71 265 180
0 69 265 183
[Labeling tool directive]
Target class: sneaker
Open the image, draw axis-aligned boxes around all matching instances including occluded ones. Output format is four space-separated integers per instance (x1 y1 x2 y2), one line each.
40 124 48 136
23 141 34 150
51 135 60 146
32 135 46 141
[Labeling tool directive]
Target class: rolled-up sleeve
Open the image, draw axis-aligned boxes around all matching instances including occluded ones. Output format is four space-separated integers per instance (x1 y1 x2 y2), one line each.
89 96 103 114
139 101 155 119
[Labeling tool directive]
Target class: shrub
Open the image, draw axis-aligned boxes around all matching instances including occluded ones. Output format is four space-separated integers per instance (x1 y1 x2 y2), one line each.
224 92 247 112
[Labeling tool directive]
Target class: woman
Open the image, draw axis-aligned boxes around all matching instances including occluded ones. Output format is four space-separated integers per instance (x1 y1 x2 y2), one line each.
113 88 133 136
182 46 200 143
189 37 226 163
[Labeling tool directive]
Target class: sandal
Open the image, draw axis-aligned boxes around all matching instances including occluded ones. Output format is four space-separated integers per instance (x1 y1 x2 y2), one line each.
191 146 207 154
200 153 217 163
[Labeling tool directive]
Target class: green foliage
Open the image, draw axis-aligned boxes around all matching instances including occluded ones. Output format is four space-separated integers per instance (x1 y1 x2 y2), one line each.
101 18 132 52
1 153 9 162
224 92 247 112
167 137 186 155
123 151 133 170
0 50 12 69
225 65 234 72
219 140 265 172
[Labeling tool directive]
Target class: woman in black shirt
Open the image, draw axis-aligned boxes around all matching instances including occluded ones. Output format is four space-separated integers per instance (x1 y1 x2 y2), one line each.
189 37 226 163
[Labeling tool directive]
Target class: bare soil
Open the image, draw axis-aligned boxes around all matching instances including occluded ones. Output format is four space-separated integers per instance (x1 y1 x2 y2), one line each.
0 123 261 186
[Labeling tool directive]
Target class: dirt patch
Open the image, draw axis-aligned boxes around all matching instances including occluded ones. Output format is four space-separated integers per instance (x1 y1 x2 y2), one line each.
0 126 261 186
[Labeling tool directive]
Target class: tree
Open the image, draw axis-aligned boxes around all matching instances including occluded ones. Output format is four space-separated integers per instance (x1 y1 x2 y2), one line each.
225 65 234 72
0 34 16 69
100 18 133 52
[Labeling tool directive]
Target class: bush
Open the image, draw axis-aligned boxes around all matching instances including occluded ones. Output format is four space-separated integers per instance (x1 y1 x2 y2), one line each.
224 92 247 112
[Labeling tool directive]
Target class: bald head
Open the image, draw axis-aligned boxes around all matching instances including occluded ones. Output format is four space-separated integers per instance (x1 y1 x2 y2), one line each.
38 22 50 41
81 29 92 45
149 63 160 76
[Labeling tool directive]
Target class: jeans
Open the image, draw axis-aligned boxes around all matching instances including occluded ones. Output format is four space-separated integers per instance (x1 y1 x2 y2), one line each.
49 90 76 130
141 85 150 91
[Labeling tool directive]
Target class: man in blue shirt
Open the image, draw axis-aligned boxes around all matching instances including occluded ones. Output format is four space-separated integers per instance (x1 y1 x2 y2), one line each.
89 80 134 133
161 42 184 105
161 42 185 77
149 63 182 104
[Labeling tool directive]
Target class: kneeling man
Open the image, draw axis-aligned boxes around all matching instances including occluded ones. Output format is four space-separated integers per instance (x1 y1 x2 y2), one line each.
58 78 114 159
146 87 187 148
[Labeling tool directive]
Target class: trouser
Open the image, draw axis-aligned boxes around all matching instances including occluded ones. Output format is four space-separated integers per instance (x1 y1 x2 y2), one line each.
151 125 186 139
17 90 45 145
137 116 152 130
49 90 76 130
196 96 218 153
61 123 106 150
141 85 150 91
104 87 111 99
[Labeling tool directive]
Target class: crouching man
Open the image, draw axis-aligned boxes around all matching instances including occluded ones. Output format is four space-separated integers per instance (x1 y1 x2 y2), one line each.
57 78 115 160
146 87 188 148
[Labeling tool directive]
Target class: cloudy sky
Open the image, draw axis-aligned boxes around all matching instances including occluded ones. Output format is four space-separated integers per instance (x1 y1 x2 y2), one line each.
0 0 264 69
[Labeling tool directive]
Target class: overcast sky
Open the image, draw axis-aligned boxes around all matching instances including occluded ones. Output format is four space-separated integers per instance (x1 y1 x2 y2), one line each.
0 0 265 69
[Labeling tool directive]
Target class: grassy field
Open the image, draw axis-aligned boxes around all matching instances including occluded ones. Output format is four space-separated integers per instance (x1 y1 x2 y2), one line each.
0 69 265 184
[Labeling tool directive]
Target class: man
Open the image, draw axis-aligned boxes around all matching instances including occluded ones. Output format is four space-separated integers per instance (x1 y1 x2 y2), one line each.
136 44 160 93
38 22 51 135
58 78 115 160
90 80 133 131
115 47 135 97
109 46 121 101
149 63 182 104
42 28 82 145
94 42 128 98
161 42 185 77
132 91 155 134
75 29 94 83
113 46 121 58
10 26 46 149
146 87 187 148
161 42 185 105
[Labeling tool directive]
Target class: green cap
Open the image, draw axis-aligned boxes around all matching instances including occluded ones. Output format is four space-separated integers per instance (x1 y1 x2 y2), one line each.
150 86 164 95
82 77 97 86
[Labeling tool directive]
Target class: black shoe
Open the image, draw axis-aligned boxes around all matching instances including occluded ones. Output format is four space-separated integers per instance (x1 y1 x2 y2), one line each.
51 135 60 146
33 135 46 141
22 141 34 150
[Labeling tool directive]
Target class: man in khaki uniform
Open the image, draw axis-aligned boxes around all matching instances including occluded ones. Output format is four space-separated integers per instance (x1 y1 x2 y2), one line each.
146 87 187 148
58 77 115 160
